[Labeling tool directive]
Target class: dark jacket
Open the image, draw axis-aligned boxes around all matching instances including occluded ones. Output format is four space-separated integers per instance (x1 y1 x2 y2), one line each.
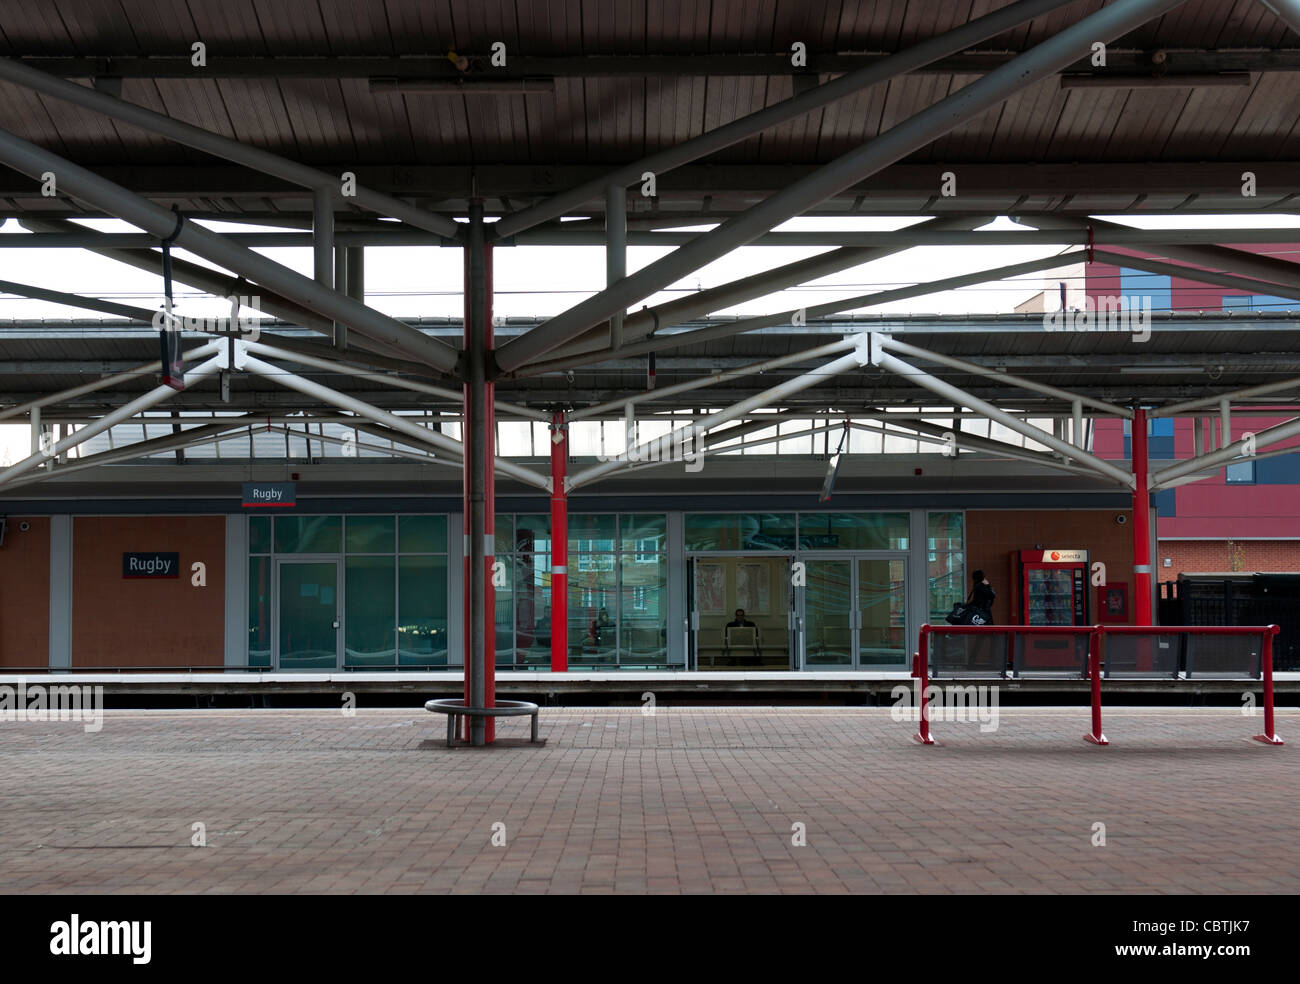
970 583 996 618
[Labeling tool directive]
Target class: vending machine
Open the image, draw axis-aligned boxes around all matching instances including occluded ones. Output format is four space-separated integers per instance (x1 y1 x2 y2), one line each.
1015 549 1089 625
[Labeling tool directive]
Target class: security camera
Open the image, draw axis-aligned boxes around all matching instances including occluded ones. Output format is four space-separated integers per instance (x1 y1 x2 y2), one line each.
18 521 30 532
1115 514 1128 525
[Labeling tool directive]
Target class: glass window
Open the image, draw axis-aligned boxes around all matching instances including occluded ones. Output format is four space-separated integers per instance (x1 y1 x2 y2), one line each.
927 511 965 623
570 565 618 667
684 513 796 551
569 513 616 552
248 556 271 667
494 513 516 556
513 514 549 554
345 556 396 665
620 553 667 666
1226 460 1256 484
927 511 964 552
398 555 449 667
798 513 908 550
494 553 515 669
399 514 447 553
347 515 395 554
620 514 667 553
511 551 551 669
274 515 342 553
249 515 271 554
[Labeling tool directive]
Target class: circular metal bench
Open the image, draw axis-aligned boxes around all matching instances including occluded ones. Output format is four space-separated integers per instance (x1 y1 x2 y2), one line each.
424 698 540 747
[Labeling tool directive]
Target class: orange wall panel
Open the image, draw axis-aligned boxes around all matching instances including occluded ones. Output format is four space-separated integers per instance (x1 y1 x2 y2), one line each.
966 509 1136 625
72 516 225 668
0 517 50 667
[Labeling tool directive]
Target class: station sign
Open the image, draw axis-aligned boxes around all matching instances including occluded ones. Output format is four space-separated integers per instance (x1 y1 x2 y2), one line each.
123 552 180 579
242 482 296 508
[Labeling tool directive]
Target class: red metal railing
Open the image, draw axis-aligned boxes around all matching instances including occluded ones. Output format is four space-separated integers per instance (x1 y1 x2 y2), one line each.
911 623 1282 747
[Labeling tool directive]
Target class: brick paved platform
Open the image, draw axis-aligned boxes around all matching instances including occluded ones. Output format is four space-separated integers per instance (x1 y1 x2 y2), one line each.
0 707 1295 894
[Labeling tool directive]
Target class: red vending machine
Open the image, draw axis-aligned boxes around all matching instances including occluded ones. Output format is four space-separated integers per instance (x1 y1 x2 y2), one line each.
1015 549 1090 625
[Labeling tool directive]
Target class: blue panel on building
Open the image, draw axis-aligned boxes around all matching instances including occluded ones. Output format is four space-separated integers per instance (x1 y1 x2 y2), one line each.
1223 293 1298 313
1121 268 1171 314
1154 489 1177 517
1256 453 1300 484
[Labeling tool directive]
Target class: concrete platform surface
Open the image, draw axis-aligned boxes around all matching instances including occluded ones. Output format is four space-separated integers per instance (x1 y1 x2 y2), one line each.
0 706 1295 895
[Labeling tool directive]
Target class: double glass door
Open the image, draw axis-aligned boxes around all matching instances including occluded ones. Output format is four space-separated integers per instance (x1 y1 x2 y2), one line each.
685 553 908 670
801 556 908 668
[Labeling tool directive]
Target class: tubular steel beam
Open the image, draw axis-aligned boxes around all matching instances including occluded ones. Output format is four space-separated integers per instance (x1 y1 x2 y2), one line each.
878 336 1132 418
545 216 985 362
1154 375 1300 417
1149 414 1300 488
1028 215 1300 293
569 337 858 421
514 249 1093 377
0 341 222 423
0 133 460 372
0 278 156 320
238 352 548 490
12 225 1300 249
0 57 461 240
606 183 626 351
17 49 1300 81
242 339 547 421
1090 248 1300 303
494 0 1191 371
873 346 1136 487
491 0 1080 239
569 338 874 489
0 351 224 488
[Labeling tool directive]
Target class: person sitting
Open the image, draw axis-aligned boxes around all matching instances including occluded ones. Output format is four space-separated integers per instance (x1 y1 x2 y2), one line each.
724 608 761 659
590 606 614 647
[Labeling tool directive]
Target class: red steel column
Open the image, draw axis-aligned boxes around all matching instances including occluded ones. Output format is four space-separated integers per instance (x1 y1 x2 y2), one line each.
1084 626 1108 745
549 412 569 671
1254 625 1283 745
1131 407 1153 626
912 626 934 745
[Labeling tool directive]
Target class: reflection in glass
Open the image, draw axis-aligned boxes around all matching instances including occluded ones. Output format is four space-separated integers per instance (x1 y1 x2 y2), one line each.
858 558 906 665
398 555 448 666
248 556 271 667
278 561 337 669
274 515 342 553
398 514 446 553
345 556 396 665
346 515 395 554
619 554 667 667
805 559 853 666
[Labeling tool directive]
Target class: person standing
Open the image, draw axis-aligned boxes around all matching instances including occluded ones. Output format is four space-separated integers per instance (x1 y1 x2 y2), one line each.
969 570 995 624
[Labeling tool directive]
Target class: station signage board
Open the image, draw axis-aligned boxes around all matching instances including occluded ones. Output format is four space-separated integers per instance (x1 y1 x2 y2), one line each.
242 482 296 508
122 552 180 579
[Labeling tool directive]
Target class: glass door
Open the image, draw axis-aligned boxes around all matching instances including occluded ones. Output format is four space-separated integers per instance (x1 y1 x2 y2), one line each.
276 559 341 669
803 558 854 667
687 554 795 670
857 557 907 666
